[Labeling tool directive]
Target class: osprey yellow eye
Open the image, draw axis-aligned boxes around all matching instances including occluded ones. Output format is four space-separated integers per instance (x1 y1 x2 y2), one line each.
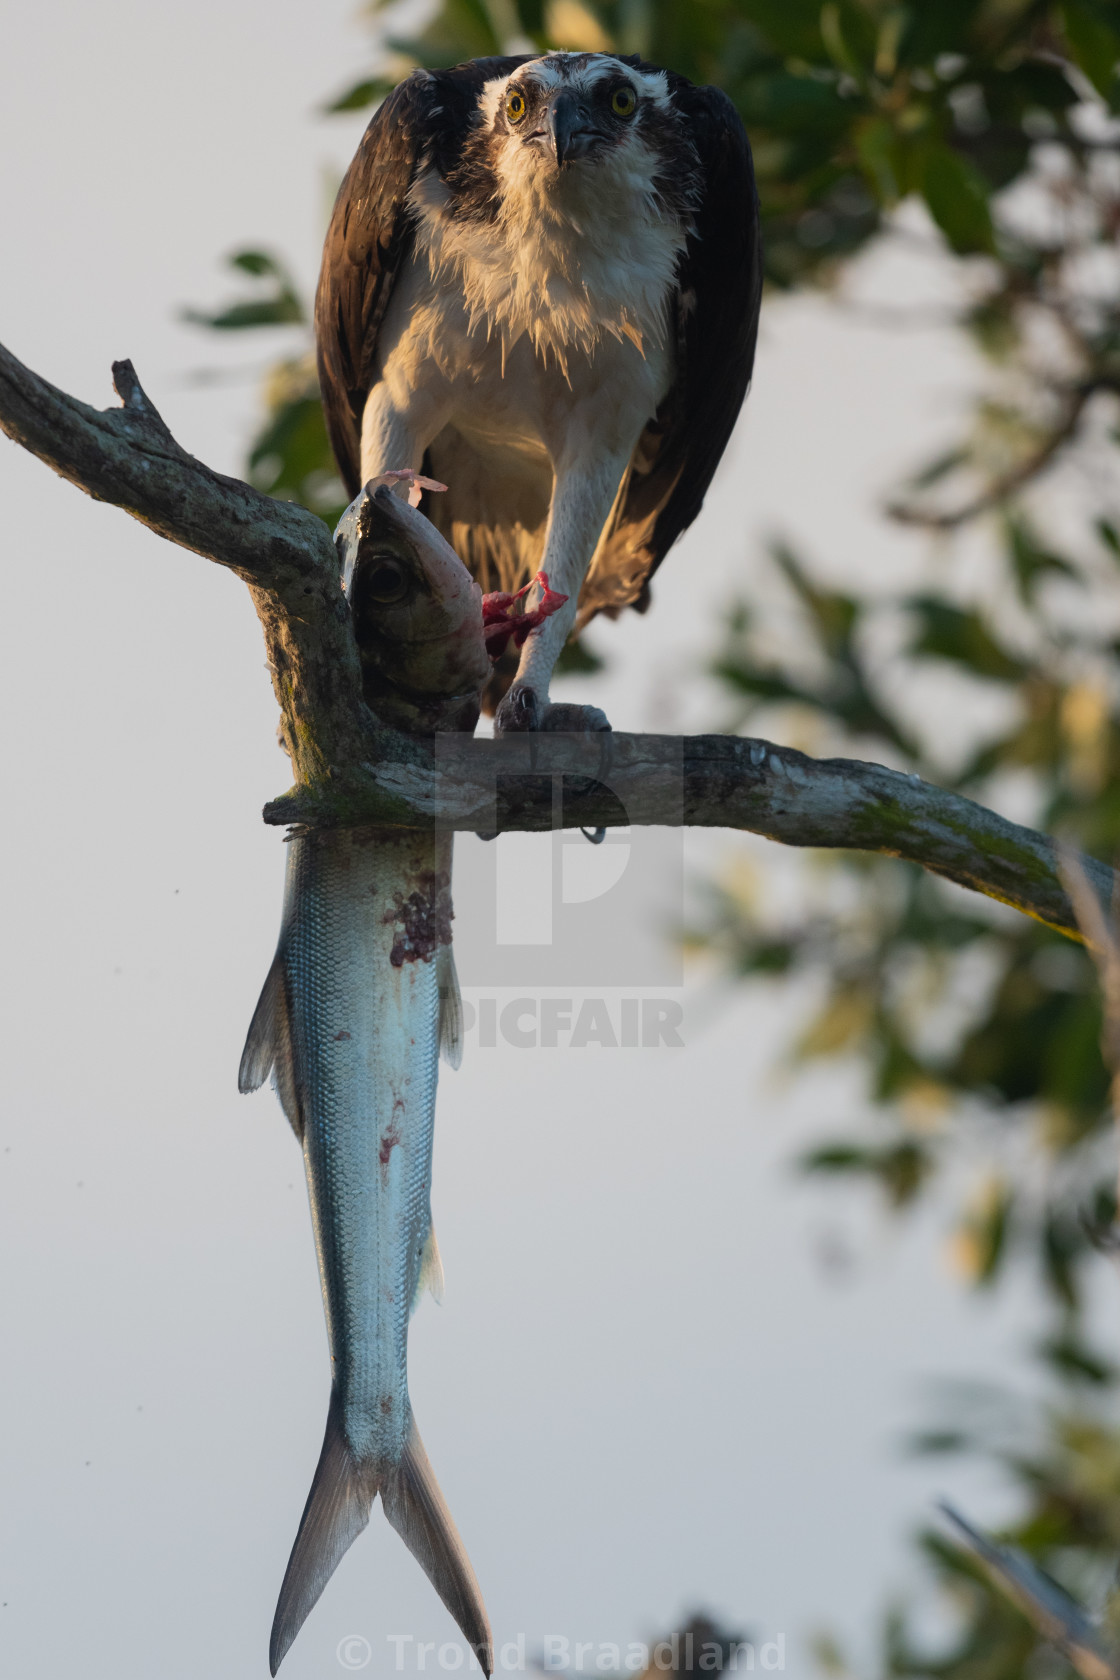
611 85 636 117
506 89 527 123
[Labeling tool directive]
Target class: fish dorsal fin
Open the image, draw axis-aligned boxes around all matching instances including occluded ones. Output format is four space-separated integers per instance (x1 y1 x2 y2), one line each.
413 1224 445 1313
239 954 304 1142
437 944 463 1071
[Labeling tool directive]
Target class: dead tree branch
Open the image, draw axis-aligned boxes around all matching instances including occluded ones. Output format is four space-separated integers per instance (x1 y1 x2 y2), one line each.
0 336 1112 942
0 339 376 786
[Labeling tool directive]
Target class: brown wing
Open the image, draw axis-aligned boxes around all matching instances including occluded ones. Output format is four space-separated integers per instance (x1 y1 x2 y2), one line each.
579 81 763 624
315 57 528 500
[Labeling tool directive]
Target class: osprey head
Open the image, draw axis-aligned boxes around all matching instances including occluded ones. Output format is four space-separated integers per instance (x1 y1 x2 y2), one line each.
487 53 668 170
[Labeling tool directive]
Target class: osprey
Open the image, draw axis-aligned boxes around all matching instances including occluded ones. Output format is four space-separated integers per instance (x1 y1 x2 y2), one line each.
316 51 762 731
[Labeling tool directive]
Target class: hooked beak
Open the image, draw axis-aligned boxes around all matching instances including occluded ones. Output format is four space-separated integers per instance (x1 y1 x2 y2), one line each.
544 89 600 166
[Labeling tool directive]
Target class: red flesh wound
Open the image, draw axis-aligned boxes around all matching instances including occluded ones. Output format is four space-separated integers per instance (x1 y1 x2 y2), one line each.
481 572 568 662
383 869 453 966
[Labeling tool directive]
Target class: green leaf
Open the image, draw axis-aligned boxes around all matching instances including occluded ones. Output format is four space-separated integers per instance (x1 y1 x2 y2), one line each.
183 299 304 331
739 70 852 136
920 142 996 254
182 249 306 331
736 0 824 59
967 1180 1012 1285
855 115 901 203
908 1429 971 1454
908 446 969 490
1097 517 1120 559
819 2 861 76
907 597 1026 680
1005 518 1076 604
771 544 858 656
1038 1332 1116 1385
229 250 286 277
553 634 605 679
324 76 398 114
1060 1 1120 101
513 0 546 44
801 1139 933 1207
898 0 983 66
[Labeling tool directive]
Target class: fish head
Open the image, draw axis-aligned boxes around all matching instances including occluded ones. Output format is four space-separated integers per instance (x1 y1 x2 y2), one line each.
336 479 490 731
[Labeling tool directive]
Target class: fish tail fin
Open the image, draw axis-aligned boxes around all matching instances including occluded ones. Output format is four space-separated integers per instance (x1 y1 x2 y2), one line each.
269 1390 375 1675
382 1420 493 1676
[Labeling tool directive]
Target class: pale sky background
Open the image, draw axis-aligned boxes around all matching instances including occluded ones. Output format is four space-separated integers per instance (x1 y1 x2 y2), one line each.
0 6 1103 1680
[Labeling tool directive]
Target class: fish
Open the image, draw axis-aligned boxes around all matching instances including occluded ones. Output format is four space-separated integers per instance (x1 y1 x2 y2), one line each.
239 476 496 1675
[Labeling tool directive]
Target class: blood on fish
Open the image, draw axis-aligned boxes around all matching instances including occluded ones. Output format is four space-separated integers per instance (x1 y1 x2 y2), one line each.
384 868 453 966
333 1031 351 1041
379 1124 402 1166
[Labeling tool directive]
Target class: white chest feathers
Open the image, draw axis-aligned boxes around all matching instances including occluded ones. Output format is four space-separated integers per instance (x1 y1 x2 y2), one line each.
408 140 692 370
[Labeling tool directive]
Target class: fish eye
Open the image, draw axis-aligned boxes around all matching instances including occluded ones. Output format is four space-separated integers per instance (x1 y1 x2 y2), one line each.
360 555 410 605
610 85 636 118
506 88 527 124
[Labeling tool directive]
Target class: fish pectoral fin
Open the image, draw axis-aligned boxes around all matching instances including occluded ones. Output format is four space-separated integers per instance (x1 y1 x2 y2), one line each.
239 955 283 1093
437 944 463 1072
239 954 304 1142
382 1421 493 1677
269 1389 375 1675
413 1224 445 1312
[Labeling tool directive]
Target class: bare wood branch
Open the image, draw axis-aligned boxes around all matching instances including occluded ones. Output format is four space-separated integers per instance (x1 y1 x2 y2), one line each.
0 335 1113 943
0 341 325 580
266 730 1113 940
0 336 381 785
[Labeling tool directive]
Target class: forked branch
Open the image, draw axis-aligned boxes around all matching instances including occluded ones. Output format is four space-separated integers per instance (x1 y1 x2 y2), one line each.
0 335 1112 941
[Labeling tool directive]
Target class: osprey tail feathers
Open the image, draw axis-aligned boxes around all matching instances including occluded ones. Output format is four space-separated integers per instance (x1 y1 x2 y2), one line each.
269 1392 493 1677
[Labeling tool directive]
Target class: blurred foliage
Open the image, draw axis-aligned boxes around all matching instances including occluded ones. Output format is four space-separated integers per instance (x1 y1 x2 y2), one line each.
186 1 1120 1676
873 1389 1120 1680
330 0 1119 287
181 249 306 332
693 517 1120 1362
184 253 348 522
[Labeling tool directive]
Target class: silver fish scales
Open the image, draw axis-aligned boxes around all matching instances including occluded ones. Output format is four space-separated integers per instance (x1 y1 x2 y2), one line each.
241 478 493 1676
